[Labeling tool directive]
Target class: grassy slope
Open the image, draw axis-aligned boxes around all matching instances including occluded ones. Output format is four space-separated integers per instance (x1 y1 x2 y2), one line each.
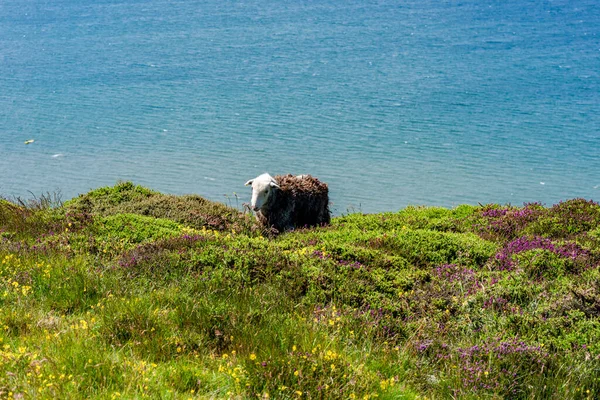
0 182 599 399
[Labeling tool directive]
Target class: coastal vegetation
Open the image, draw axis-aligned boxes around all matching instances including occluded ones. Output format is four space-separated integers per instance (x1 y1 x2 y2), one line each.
0 182 599 399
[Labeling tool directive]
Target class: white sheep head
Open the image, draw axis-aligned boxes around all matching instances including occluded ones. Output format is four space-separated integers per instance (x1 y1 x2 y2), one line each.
245 173 280 212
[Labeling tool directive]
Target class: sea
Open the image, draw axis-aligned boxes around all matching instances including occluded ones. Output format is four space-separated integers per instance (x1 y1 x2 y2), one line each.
1 0 599 215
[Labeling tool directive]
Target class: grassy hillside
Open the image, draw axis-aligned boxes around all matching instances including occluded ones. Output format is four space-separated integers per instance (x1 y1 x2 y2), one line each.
0 182 599 399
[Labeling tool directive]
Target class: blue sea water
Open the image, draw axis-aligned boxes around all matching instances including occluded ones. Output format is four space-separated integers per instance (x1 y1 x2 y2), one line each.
1 0 599 214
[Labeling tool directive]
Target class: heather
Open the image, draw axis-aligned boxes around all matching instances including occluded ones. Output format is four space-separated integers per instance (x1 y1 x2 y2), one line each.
0 184 599 399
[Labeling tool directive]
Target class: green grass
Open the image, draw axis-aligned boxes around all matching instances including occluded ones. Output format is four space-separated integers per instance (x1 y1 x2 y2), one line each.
0 183 599 399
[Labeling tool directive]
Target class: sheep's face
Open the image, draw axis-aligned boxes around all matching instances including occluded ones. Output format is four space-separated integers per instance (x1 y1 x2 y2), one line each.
245 173 280 212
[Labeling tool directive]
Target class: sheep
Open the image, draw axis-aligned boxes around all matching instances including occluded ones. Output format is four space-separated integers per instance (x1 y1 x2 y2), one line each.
245 173 330 232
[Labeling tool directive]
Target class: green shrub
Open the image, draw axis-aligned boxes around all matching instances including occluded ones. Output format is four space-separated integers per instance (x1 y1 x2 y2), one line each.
64 181 258 234
368 229 496 269
525 199 600 239
332 205 477 233
93 214 186 244
514 249 570 279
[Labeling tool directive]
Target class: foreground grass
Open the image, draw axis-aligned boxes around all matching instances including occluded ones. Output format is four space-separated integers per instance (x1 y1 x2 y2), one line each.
0 182 599 399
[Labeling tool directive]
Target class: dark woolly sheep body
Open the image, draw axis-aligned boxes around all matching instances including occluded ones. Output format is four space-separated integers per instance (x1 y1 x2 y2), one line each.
256 174 330 232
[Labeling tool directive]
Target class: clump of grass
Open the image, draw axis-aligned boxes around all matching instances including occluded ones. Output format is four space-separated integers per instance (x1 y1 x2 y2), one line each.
0 193 64 241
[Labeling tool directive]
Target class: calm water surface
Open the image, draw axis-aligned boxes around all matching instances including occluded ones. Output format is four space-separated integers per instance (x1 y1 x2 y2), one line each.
1 0 599 214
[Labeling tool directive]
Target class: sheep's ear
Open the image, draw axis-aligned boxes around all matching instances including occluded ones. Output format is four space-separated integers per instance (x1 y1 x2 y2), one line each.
270 181 280 189
245 179 254 186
